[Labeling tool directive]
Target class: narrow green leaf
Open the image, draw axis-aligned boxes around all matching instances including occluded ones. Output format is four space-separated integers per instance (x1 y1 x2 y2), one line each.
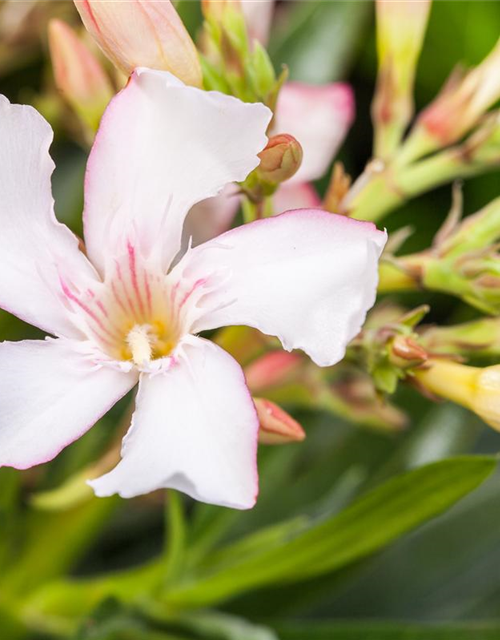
270 1 371 83
166 456 496 608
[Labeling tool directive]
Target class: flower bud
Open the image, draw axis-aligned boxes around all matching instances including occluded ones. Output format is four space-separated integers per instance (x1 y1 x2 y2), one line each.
257 134 303 185
416 360 500 431
74 0 202 87
254 397 305 445
48 19 113 133
202 0 242 22
405 36 500 159
373 0 431 158
390 335 428 368
245 351 302 393
421 317 500 360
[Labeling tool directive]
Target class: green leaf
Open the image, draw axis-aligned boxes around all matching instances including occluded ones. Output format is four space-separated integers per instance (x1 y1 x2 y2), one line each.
166 456 496 608
274 620 500 640
269 1 371 83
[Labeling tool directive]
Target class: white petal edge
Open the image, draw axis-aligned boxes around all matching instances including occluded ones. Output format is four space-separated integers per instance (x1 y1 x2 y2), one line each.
0 339 138 469
83 68 272 275
0 95 99 337
183 183 241 247
90 337 259 510
176 209 387 368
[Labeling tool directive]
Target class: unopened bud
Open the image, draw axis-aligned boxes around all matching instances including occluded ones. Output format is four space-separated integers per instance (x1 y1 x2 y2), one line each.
257 134 303 184
48 19 113 133
390 335 428 367
74 0 202 87
417 37 500 148
202 0 274 49
202 0 242 22
254 397 305 445
373 0 431 158
416 360 500 431
245 351 302 393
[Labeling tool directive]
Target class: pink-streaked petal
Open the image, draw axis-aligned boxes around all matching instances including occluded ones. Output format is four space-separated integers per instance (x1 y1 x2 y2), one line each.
241 0 275 46
274 82 355 183
0 96 99 337
90 337 259 509
83 68 271 275
273 182 321 216
183 184 241 247
0 339 138 470
177 210 387 368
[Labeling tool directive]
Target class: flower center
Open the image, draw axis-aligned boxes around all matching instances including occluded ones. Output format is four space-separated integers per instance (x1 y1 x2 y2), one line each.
125 322 177 365
60 243 209 369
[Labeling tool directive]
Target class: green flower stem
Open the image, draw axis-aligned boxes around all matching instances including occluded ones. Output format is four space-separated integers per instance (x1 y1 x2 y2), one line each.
347 149 484 223
163 490 187 587
378 261 420 293
374 117 408 162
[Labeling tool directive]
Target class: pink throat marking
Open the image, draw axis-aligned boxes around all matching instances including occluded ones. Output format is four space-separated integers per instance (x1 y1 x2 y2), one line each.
58 243 208 363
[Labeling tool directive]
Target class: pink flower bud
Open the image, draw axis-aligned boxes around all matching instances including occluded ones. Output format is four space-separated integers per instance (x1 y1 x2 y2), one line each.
254 397 305 445
418 37 500 146
74 0 202 87
245 351 302 393
48 19 113 132
257 134 303 184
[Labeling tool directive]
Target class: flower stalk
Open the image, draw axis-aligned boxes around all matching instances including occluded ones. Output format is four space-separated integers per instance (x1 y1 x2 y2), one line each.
372 0 432 159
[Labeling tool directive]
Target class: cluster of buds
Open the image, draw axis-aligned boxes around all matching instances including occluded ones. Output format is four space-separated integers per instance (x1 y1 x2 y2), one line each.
48 0 300 223
47 0 205 141
242 331 406 433
348 304 429 395
340 1 500 224
200 0 284 107
379 194 500 315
